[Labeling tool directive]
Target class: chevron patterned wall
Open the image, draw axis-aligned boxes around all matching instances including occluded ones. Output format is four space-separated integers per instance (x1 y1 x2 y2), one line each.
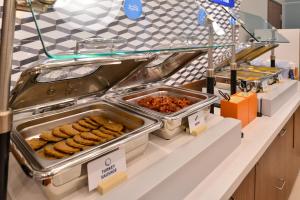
0 0 241 90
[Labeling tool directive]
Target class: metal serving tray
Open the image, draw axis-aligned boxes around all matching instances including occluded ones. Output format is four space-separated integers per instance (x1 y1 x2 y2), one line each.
215 69 272 82
215 67 281 92
239 65 282 76
114 86 218 139
11 101 162 180
9 54 163 182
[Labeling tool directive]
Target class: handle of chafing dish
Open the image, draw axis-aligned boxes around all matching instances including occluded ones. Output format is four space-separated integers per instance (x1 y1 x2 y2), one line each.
10 142 34 178
74 38 127 55
32 100 76 115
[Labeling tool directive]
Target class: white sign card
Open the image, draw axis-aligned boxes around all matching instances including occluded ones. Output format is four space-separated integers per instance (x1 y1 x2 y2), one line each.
188 110 206 135
87 148 127 191
262 80 268 90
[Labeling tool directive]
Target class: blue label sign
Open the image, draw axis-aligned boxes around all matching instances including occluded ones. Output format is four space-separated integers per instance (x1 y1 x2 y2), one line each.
198 7 207 26
209 0 235 8
124 0 143 20
229 17 236 25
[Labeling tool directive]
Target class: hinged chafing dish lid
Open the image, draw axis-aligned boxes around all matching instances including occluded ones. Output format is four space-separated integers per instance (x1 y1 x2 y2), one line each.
113 48 208 90
10 55 152 111
215 43 279 70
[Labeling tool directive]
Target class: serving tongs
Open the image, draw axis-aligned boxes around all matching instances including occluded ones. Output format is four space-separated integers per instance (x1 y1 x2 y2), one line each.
238 81 254 93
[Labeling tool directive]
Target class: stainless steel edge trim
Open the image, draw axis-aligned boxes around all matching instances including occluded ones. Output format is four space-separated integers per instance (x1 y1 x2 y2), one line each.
21 54 153 76
230 62 237 70
0 0 15 113
10 141 34 177
206 68 214 77
0 110 12 133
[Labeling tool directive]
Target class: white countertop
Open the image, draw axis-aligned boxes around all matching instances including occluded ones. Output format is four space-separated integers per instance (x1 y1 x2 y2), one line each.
8 81 300 200
185 83 300 200
8 112 227 200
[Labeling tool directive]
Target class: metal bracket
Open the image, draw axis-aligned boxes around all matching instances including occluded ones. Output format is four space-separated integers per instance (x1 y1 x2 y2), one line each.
0 109 12 134
230 62 237 70
271 55 276 60
206 68 214 78
33 100 76 115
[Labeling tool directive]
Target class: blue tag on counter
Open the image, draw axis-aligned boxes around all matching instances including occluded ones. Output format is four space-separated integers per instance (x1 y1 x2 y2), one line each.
124 0 143 20
209 0 235 8
198 7 207 26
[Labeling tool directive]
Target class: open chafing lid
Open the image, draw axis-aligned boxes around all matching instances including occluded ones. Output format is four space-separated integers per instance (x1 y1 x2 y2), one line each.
10 54 153 113
112 48 208 91
215 43 279 71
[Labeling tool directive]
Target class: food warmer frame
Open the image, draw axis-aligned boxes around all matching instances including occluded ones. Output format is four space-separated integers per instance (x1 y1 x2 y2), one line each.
111 50 219 139
9 54 164 199
9 45 218 198
214 43 283 92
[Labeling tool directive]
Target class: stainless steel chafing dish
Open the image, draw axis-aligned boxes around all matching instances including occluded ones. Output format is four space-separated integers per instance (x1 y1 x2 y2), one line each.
111 49 219 139
214 43 283 92
115 86 218 139
239 64 282 76
10 55 162 200
215 67 282 93
215 69 275 92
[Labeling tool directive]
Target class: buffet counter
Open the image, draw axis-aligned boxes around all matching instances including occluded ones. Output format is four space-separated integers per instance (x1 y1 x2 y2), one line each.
8 81 300 200
186 82 300 200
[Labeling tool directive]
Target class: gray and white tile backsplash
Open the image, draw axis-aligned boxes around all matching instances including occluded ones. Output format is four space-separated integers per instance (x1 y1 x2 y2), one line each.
0 0 241 90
